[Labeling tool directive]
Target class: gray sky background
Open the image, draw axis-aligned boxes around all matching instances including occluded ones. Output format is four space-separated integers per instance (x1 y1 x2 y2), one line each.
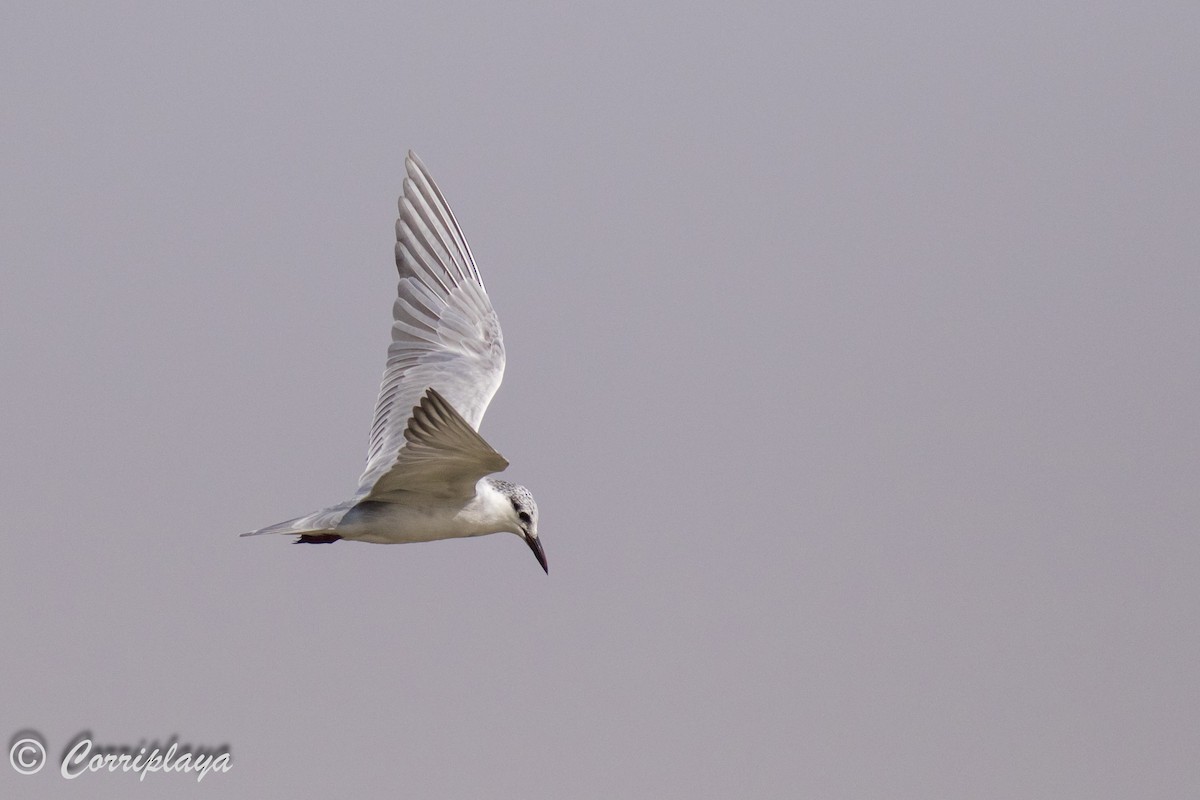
2 2 1197 798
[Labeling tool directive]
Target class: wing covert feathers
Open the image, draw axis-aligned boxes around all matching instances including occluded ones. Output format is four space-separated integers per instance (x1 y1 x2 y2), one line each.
364 388 508 500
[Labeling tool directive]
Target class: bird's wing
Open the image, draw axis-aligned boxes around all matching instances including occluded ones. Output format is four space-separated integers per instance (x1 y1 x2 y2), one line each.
366 388 509 499
356 151 506 498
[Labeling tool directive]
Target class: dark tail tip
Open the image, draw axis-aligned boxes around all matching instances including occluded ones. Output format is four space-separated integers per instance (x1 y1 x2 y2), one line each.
295 534 342 544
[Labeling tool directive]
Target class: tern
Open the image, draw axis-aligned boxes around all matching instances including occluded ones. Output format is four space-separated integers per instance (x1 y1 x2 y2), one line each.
241 151 546 573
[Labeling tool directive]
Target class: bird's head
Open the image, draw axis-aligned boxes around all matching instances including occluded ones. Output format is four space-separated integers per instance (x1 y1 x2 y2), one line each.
490 479 546 573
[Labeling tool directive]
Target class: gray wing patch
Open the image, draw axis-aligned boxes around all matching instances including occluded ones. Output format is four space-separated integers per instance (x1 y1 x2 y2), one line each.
364 388 508 500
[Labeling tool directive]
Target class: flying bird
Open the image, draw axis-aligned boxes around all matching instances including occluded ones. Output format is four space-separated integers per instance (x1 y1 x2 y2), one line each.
241 151 546 573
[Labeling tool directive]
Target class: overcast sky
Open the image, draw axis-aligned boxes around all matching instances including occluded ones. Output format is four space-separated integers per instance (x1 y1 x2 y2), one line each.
2 2 1198 798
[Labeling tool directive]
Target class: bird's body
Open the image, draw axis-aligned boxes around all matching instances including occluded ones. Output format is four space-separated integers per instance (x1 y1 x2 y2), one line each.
241 151 546 573
337 480 521 544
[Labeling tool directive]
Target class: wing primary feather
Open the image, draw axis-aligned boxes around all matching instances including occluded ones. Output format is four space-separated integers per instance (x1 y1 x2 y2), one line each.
403 182 471 288
406 151 482 288
397 199 458 294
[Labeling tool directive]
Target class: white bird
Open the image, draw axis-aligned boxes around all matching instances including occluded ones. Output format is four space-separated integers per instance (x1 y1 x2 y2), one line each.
241 151 546 573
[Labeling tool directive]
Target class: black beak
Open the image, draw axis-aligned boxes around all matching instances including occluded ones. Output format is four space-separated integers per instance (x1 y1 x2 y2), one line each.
525 535 548 574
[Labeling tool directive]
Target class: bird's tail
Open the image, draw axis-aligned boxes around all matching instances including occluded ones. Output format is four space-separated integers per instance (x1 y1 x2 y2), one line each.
239 503 352 541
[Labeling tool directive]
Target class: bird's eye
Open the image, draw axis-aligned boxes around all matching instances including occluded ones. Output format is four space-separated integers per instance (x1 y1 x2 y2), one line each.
518 511 531 524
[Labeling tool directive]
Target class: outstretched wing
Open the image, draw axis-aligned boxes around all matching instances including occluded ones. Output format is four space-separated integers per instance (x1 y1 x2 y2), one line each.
357 151 506 498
